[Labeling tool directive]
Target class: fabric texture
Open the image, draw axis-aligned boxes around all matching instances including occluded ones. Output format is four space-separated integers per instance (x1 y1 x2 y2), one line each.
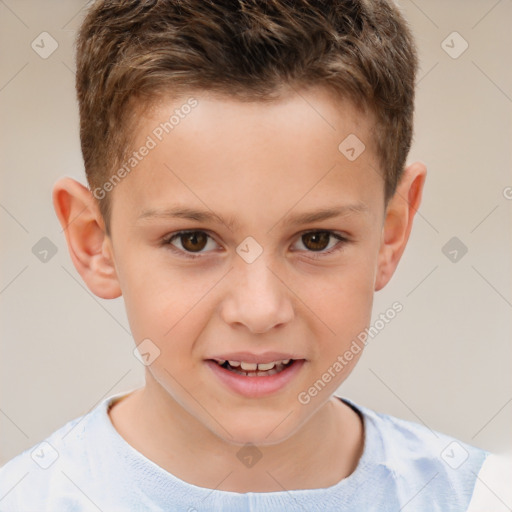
0 391 489 512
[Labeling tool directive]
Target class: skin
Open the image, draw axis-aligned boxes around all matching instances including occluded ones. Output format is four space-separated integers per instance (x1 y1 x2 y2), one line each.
53 86 426 493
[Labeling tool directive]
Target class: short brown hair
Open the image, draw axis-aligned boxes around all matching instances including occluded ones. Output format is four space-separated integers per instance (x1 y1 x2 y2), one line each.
76 0 418 232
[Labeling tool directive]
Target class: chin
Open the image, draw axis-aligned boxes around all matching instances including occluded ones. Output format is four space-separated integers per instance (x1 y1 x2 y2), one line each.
211 410 303 447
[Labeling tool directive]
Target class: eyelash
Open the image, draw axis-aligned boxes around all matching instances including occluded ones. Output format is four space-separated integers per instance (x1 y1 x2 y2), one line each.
162 230 349 260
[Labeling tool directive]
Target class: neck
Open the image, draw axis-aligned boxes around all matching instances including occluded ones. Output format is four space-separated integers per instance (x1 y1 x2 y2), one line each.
108 380 364 493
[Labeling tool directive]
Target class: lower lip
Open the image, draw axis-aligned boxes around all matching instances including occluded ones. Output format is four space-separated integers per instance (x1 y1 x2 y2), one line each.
205 360 306 398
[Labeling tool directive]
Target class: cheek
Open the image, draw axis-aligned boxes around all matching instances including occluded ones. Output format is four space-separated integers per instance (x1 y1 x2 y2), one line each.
121 265 218 353
302 258 376 334
298 269 374 393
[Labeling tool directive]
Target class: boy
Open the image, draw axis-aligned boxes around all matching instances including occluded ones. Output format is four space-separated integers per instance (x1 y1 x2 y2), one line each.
0 0 506 510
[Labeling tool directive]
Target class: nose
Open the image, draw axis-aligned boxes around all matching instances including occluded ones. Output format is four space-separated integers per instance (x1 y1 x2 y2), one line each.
219 255 295 334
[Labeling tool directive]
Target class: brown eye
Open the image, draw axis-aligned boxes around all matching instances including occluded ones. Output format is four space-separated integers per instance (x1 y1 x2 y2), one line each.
301 231 331 251
179 231 208 252
165 231 217 257
293 230 349 258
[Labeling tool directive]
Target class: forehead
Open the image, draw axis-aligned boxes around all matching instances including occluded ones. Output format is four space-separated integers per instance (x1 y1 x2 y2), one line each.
111 87 384 227
146 86 375 150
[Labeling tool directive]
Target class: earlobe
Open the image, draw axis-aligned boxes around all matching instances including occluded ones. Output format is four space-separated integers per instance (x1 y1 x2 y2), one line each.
374 161 427 291
52 177 122 299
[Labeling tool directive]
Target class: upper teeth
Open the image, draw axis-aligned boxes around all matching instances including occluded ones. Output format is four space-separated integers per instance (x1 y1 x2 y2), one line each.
218 359 291 371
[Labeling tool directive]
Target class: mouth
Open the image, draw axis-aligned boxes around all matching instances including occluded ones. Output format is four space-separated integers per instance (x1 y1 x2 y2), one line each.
210 358 296 377
205 356 306 398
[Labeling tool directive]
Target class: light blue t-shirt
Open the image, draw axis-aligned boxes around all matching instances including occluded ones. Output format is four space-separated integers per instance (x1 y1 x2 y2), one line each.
0 391 489 511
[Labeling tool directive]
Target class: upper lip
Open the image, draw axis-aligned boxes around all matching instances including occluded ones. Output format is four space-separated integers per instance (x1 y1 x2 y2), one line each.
207 352 303 364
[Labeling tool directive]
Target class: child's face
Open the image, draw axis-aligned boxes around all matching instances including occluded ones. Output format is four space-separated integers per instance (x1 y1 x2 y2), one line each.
101 87 391 444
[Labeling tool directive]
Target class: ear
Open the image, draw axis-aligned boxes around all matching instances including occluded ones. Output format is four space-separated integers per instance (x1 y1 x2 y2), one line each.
374 161 427 291
52 177 121 299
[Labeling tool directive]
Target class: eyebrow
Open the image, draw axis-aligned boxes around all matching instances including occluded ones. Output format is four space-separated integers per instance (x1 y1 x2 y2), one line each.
137 203 369 230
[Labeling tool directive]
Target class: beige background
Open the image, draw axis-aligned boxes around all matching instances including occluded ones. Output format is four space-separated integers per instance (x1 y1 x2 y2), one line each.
1 0 511 467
